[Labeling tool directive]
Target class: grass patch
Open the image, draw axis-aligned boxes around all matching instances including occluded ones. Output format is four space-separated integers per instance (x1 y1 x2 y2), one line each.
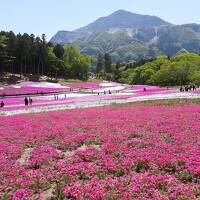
112 98 200 108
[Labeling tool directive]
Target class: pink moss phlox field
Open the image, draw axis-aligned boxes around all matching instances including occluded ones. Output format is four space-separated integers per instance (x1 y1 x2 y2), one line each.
0 104 200 199
0 81 115 96
0 81 70 96
1 81 200 111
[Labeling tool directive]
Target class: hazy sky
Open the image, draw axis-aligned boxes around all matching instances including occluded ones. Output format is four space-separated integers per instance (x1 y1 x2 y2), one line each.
1 0 200 40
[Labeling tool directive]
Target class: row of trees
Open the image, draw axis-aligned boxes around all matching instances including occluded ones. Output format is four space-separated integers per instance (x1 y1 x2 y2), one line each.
95 52 153 82
96 53 121 81
94 52 200 86
2 30 199 85
48 44 91 79
0 31 91 80
117 53 200 86
0 31 48 75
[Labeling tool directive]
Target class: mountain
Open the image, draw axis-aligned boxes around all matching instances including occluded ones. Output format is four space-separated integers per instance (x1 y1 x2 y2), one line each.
74 31 154 62
155 24 200 56
50 31 82 44
75 10 171 33
50 10 171 45
50 10 200 62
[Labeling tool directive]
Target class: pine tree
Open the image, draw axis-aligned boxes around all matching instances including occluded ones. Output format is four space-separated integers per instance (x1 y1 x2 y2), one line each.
114 62 120 81
104 53 112 73
53 44 64 59
96 53 103 73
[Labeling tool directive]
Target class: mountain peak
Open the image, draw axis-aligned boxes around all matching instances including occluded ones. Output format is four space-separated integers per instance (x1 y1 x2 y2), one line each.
51 10 172 44
110 9 145 17
75 10 171 33
111 9 132 15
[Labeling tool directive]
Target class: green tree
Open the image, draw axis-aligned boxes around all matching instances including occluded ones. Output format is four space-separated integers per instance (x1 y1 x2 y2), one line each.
0 35 7 51
104 53 112 73
189 71 200 85
114 62 121 81
71 55 91 79
151 61 192 86
96 53 104 73
63 45 80 65
53 44 64 59
0 35 8 74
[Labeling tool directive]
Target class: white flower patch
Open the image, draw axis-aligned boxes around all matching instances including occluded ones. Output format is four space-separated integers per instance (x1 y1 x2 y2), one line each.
94 86 125 92
12 86 21 89
30 82 69 88
99 83 115 87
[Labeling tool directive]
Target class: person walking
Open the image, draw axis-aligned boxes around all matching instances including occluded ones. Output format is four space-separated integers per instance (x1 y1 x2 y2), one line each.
29 97 33 105
24 97 29 106
0 101 5 108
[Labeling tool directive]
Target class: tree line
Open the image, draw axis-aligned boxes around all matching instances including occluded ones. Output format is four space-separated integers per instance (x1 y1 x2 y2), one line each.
0 31 91 80
2 30 200 86
95 52 154 82
97 53 200 86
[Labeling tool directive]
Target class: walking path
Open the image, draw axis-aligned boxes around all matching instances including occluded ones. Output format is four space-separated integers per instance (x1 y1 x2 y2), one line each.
1 91 200 116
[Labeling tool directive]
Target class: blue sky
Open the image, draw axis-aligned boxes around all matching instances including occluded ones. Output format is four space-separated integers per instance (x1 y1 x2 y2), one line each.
1 0 200 40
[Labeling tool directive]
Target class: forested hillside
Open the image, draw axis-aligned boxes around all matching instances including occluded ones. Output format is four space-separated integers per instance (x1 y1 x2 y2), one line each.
0 32 91 80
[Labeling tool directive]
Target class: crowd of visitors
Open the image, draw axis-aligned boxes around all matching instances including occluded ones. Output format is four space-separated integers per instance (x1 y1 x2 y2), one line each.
180 85 197 92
